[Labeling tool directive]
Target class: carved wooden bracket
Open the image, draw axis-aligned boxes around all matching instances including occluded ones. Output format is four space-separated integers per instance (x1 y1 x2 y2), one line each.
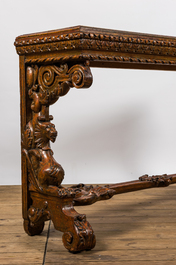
27 62 92 111
22 62 93 193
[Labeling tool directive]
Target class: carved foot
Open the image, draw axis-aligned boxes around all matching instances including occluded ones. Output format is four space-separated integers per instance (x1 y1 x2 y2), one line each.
23 219 44 236
49 198 96 253
62 214 96 253
28 191 96 253
23 201 50 236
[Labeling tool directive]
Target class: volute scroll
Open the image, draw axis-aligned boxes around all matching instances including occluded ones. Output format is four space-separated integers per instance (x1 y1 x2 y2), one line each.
26 62 93 111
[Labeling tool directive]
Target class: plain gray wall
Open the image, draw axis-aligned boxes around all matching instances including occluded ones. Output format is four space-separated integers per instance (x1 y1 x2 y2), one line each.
1 0 176 185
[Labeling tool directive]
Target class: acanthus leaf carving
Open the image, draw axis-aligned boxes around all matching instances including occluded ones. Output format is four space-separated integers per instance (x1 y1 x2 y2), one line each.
72 184 116 206
139 174 172 187
21 122 33 150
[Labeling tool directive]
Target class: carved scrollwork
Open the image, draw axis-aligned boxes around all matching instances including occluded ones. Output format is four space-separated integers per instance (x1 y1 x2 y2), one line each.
72 184 116 206
62 214 96 252
63 232 73 246
23 62 93 193
38 64 69 101
38 64 68 88
68 63 93 88
26 63 92 111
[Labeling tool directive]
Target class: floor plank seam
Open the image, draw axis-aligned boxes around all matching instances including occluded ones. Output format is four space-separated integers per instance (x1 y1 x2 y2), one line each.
42 220 51 265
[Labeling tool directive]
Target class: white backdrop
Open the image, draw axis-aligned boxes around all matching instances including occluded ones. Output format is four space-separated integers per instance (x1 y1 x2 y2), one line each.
1 0 176 185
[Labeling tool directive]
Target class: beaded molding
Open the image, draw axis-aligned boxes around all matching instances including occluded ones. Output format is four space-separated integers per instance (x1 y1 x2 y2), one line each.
15 32 176 47
15 32 176 57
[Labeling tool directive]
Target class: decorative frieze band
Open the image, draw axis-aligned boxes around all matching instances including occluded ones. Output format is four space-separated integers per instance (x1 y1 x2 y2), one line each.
15 31 176 57
14 31 176 47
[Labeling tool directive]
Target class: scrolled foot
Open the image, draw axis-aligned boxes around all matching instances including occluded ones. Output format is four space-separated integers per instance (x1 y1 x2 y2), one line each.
62 215 96 253
50 197 96 253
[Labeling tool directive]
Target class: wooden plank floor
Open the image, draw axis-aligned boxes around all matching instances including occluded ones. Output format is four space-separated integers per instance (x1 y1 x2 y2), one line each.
0 186 49 265
1 185 176 264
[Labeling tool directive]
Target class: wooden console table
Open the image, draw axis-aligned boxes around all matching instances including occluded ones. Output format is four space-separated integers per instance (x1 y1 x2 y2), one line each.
14 26 176 253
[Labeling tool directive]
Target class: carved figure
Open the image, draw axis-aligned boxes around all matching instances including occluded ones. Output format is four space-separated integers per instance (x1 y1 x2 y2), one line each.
23 118 64 190
33 120 64 188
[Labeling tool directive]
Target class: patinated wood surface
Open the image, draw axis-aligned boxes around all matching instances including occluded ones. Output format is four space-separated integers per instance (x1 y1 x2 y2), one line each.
14 26 176 253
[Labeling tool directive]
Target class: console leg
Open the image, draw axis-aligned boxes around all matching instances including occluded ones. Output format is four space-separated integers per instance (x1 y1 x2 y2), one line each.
26 192 96 252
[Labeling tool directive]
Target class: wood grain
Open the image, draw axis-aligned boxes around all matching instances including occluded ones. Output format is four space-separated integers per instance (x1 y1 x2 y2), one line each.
0 185 48 264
